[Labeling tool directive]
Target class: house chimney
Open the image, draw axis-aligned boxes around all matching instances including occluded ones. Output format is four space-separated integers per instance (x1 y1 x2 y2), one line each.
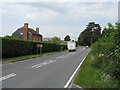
36 28 39 33
24 23 28 40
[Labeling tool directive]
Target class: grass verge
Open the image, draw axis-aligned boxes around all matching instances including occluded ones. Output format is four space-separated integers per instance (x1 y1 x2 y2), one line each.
74 52 118 88
1 50 67 62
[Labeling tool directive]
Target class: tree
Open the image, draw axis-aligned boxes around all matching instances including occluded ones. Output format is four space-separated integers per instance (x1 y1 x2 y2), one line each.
77 22 101 46
51 36 61 44
4 35 14 38
64 35 71 41
102 23 115 37
92 23 120 84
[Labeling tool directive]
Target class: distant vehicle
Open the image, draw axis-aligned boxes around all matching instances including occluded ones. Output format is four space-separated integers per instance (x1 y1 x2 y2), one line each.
67 41 76 52
86 46 89 49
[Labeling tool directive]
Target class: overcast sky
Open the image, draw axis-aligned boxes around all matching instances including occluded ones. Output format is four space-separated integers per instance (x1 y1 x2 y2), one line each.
0 1 118 40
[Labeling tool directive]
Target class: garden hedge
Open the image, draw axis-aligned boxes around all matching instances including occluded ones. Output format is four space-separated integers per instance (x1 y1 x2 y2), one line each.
2 37 67 59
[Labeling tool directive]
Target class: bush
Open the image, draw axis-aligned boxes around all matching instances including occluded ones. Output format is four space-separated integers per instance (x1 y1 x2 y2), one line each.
2 37 66 59
90 23 120 87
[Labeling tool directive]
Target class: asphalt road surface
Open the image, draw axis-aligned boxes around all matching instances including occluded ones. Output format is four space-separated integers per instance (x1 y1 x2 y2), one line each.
1 47 89 88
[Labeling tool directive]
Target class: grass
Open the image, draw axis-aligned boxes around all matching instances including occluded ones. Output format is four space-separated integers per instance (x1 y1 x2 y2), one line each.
74 52 119 88
1 50 67 62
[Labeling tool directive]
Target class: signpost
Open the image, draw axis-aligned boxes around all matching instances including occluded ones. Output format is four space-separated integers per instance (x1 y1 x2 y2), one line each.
36 44 43 54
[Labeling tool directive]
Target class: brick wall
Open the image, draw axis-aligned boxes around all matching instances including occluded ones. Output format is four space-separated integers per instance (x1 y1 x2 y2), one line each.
32 35 42 41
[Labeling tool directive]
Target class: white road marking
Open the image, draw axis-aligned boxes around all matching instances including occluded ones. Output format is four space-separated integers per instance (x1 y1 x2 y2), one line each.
32 59 57 68
64 51 89 88
35 64 44 68
56 55 67 59
32 51 81 69
0 73 16 81
61 55 66 58
56 56 62 59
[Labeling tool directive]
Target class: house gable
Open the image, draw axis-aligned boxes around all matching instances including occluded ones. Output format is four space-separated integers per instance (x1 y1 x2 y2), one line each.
12 28 43 41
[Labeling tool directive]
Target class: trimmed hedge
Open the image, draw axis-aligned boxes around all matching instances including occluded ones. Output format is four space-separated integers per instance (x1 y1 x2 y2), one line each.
2 37 67 59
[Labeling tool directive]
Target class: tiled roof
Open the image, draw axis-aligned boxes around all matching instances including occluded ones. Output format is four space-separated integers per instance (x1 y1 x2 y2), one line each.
18 27 42 36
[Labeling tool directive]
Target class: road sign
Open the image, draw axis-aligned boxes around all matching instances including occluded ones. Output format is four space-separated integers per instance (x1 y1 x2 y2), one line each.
36 44 43 55
36 44 43 47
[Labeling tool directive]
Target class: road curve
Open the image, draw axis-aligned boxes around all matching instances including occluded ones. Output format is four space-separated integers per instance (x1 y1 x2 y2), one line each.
2 47 89 88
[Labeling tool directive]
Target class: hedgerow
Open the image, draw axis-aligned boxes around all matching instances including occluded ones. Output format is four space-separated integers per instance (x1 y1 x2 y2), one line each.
2 37 67 59
91 23 120 87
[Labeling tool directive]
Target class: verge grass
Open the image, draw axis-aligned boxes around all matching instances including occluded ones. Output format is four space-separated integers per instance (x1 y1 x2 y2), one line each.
1 50 67 62
74 52 118 88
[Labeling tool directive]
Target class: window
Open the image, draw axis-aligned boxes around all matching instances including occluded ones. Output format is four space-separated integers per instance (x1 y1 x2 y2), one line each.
20 31 23 35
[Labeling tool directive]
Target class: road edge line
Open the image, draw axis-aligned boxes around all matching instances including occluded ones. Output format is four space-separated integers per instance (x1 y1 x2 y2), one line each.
64 50 90 88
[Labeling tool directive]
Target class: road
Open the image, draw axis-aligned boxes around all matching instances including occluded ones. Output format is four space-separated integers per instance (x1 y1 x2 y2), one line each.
1 47 89 88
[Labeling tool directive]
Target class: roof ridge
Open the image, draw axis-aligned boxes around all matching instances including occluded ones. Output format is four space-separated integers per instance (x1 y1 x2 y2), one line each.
18 27 42 36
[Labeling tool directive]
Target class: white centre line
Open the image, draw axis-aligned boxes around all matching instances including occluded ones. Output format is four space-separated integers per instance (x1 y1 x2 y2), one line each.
32 59 57 69
32 51 79 69
56 56 62 59
0 73 16 81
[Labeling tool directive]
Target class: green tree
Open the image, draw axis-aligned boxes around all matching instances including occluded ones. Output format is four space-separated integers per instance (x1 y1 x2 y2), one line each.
51 36 61 44
4 35 14 38
64 35 71 41
78 22 101 46
92 23 120 87
102 23 115 37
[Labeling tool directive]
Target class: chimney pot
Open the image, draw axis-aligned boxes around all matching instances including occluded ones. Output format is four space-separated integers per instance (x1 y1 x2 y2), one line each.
36 28 39 33
24 23 28 40
24 23 28 26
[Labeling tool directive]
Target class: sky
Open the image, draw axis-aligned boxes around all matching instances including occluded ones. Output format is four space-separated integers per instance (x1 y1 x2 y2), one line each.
0 0 118 40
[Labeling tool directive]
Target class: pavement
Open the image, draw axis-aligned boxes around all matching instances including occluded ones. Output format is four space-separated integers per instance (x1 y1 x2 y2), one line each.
1 47 89 88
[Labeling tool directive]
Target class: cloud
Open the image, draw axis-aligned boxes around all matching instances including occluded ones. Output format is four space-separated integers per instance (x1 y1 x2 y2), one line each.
1 2 118 39
63 2 117 20
25 8 60 21
4 2 117 22
0 0 119 2
22 2 117 21
40 24 84 40
26 13 38 19
0 9 6 15
2 2 60 21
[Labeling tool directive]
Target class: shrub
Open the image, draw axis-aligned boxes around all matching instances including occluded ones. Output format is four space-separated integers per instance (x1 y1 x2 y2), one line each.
91 23 120 87
2 37 66 59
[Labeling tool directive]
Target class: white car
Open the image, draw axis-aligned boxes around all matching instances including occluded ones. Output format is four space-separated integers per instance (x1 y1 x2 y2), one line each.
86 46 89 49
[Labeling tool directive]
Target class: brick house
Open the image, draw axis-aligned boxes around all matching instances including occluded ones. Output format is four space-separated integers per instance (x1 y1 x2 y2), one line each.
12 23 43 41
